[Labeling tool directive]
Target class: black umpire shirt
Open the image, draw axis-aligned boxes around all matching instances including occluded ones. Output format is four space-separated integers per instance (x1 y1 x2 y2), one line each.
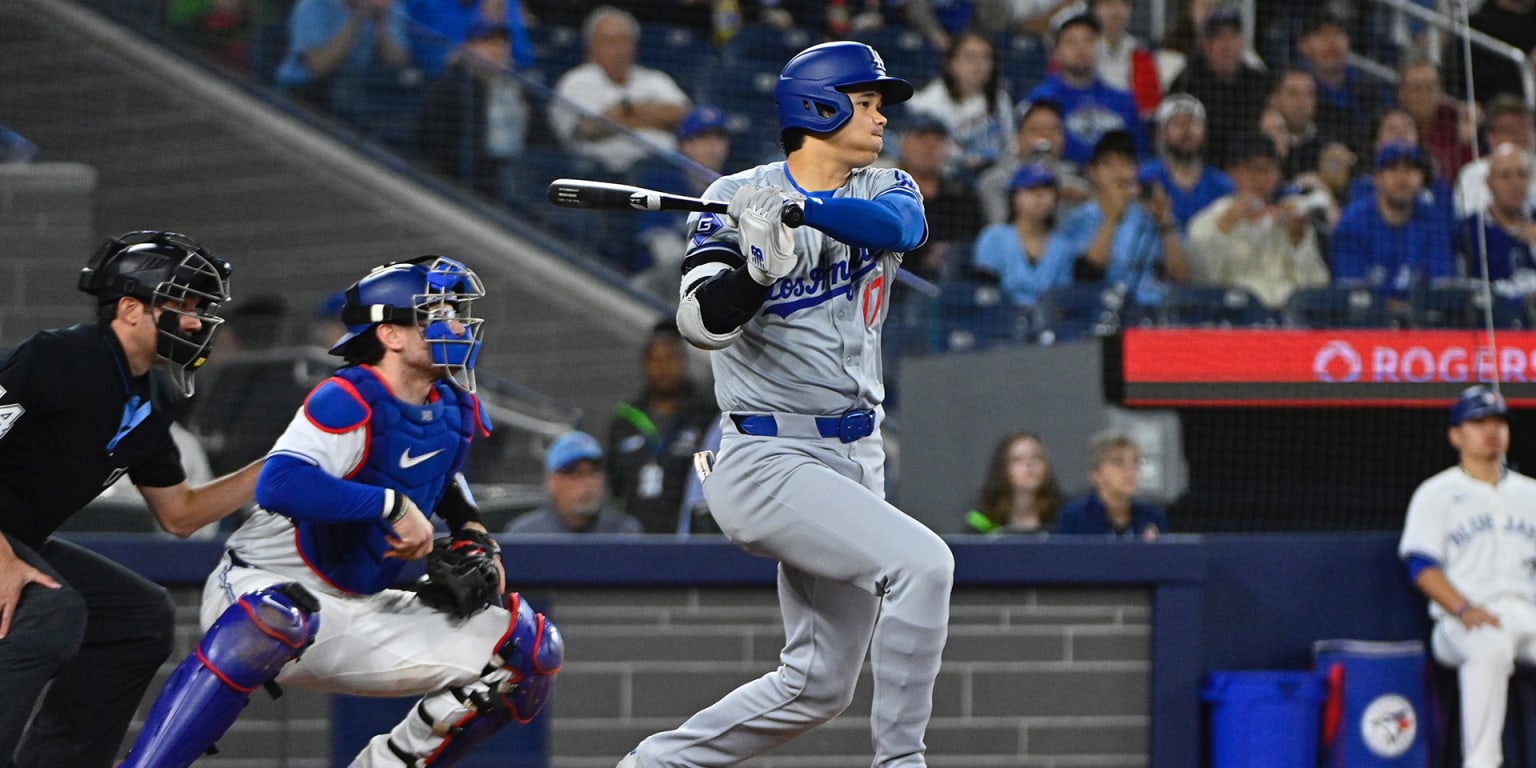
0 323 184 548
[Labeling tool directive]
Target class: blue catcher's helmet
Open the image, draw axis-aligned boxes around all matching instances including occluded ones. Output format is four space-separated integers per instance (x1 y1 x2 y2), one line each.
1449 384 1508 426
78 230 233 397
331 256 486 392
775 41 913 136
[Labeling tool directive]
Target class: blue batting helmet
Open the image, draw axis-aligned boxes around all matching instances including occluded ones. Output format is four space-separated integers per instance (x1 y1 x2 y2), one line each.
1449 384 1508 426
775 41 913 136
331 256 486 392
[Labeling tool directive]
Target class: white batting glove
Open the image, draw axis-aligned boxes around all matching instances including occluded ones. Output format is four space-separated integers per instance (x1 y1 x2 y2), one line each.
729 186 799 286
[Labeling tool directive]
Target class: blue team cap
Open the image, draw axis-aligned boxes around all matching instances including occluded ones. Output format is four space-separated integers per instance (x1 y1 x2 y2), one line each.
679 105 728 140
1375 142 1427 171
545 430 604 473
1449 384 1508 426
317 290 347 322
904 112 950 136
1009 162 1057 190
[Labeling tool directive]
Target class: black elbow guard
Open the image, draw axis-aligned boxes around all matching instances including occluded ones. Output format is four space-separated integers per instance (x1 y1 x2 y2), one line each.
694 267 771 334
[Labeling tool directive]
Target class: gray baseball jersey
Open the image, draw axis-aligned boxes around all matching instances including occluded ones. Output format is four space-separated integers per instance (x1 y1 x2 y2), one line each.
684 162 918 414
635 161 954 768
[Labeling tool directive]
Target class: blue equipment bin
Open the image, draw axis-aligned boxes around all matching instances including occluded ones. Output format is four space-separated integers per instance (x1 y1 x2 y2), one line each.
1313 638 1429 768
1203 670 1326 768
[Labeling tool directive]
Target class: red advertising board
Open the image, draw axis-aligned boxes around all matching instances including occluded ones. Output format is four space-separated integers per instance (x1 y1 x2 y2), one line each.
1104 329 1536 407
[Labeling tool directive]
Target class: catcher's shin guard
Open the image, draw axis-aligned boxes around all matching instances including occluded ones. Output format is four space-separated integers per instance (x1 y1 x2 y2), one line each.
356 593 563 767
120 584 320 768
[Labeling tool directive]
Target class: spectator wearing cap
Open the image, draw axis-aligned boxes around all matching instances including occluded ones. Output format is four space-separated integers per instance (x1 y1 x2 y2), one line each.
1331 142 1454 313
1089 0 1160 120
905 32 1015 173
1456 143 1536 326
889 113 984 282
630 105 733 298
1294 10 1388 156
1344 108 1454 236
977 100 1092 225
1054 129 1188 307
972 162 1074 306
1138 94 1233 235
1455 96 1536 219
1187 133 1328 310
505 431 643 534
1166 5 1271 161
1021 10 1143 167
418 20 528 197
404 0 533 78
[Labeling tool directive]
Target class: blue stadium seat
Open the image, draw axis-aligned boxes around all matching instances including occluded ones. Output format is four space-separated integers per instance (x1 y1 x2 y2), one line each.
639 23 711 96
995 34 1047 98
1283 285 1396 329
931 274 1026 352
721 24 812 67
1158 285 1272 328
1033 284 1124 343
527 24 582 83
1412 285 1478 329
846 26 940 85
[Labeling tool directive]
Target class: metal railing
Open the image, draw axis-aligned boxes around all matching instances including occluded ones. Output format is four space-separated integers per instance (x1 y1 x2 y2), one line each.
1368 0 1535 110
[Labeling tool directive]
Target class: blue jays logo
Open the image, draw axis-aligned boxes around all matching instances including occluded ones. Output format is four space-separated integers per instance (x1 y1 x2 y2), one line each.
1360 694 1417 758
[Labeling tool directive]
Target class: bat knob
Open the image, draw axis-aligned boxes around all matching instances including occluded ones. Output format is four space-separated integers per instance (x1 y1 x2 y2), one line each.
781 203 805 229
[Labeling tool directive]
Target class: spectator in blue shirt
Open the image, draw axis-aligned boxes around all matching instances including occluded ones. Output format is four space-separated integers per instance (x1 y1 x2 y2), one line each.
1138 93 1232 235
1056 430 1166 540
1332 142 1455 312
403 0 532 78
1053 130 1187 308
1022 10 1142 166
1458 143 1536 325
276 0 412 112
972 162 1074 306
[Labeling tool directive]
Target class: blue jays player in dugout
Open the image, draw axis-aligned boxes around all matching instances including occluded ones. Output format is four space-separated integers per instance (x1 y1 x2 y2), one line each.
620 42 956 768
121 257 562 768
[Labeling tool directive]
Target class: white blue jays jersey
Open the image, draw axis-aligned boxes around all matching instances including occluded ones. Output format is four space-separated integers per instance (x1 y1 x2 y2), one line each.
685 162 922 415
1399 467 1536 618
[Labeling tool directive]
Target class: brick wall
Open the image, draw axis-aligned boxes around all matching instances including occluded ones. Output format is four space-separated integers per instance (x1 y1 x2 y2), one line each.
144 584 1150 768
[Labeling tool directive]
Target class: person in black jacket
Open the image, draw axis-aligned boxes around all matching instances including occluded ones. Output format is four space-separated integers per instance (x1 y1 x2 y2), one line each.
0 231 263 768
605 321 719 534
418 22 527 197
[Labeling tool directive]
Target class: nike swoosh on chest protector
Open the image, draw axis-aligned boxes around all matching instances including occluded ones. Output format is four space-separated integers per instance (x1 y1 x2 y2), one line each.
399 447 445 468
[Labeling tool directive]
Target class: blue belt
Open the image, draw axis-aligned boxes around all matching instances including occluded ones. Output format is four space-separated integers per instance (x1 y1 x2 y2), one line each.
730 409 877 443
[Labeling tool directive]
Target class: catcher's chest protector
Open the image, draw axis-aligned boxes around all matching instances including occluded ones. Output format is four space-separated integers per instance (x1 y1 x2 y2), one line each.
295 366 478 594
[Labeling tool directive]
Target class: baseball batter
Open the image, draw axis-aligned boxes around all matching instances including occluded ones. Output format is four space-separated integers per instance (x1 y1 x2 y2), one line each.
121 257 562 768
619 41 955 768
1399 384 1536 768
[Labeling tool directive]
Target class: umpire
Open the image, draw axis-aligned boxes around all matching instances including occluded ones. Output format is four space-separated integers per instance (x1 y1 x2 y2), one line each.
0 231 265 767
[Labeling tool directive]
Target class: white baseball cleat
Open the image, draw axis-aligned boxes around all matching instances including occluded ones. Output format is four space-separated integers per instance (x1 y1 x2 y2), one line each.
615 751 639 768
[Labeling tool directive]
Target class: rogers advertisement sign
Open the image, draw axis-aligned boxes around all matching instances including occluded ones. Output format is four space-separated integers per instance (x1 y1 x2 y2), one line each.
1114 329 1536 407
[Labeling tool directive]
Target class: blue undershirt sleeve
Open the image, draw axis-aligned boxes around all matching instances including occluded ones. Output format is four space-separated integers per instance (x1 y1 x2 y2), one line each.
1404 554 1440 582
256 453 390 524
802 193 927 252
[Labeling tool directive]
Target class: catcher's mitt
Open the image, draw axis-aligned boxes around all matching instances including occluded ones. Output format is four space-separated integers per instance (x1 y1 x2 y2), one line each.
415 529 502 619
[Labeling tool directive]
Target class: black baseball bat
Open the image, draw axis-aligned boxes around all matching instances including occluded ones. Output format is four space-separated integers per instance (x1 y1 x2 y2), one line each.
547 178 805 228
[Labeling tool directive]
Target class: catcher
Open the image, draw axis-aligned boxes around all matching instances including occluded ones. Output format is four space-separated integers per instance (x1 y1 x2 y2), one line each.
120 257 562 768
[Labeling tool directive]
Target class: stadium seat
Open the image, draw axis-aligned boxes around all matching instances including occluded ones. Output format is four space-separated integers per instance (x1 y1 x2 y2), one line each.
639 23 711 95
1283 285 1397 329
527 24 582 83
845 26 940 84
1158 285 1272 328
1413 285 1478 329
931 273 1026 352
721 24 812 67
1033 284 1125 344
995 33 1047 96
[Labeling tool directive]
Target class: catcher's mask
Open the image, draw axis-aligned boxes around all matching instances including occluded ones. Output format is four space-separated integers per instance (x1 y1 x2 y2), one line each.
331 256 486 392
79 230 233 397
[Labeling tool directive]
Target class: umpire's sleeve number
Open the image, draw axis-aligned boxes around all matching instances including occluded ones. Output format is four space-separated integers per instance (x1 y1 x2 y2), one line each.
0 386 23 441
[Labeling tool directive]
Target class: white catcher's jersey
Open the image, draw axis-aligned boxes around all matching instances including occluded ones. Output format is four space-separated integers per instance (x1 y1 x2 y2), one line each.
685 161 923 415
1399 466 1536 618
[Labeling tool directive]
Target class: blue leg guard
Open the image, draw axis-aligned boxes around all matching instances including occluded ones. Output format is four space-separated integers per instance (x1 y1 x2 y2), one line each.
364 592 562 767
120 583 320 768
